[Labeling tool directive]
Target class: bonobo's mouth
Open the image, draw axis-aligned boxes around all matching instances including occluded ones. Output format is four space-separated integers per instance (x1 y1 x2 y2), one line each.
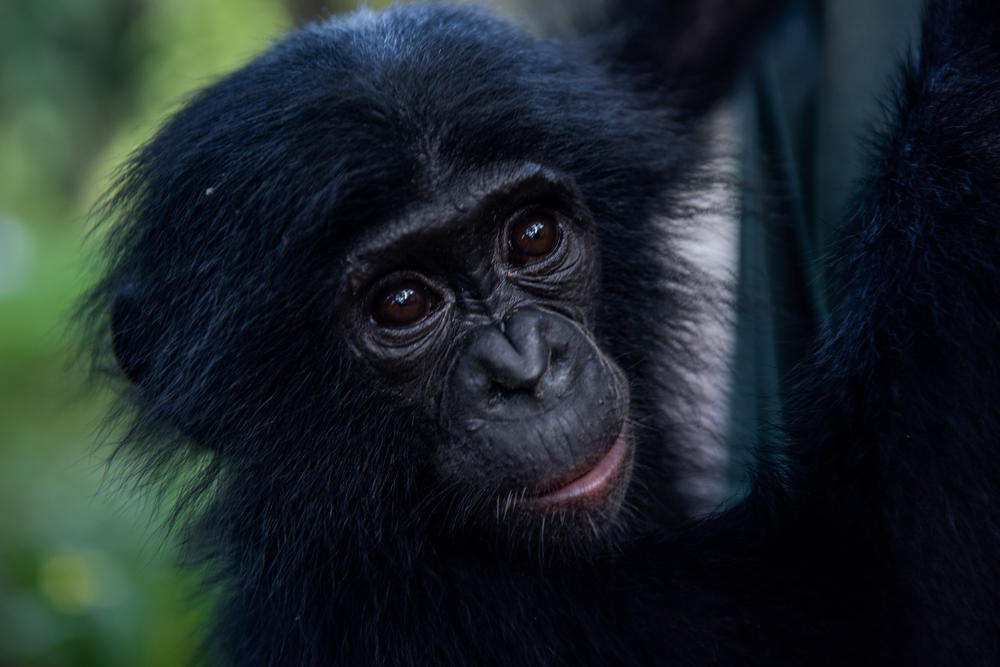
529 423 631 508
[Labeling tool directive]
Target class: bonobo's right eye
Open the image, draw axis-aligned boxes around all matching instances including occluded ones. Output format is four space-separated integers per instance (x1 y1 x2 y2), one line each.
371 279 435 327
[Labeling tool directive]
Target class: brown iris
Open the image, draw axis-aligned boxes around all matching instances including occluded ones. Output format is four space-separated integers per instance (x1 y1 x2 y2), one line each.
372 280 433 327
509 213 559 266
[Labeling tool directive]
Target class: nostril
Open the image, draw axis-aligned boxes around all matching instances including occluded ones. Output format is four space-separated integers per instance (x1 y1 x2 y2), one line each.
485 344 550 398
487 382 502 407
486 378 543 405
549 344 566 367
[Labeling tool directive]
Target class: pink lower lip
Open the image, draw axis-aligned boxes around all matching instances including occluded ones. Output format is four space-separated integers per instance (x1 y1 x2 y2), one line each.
532 426 629 506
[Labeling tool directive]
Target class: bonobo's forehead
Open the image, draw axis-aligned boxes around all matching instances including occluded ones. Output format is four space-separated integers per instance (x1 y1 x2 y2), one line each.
291 5 573 128
271 5 616 184
129 3 673 276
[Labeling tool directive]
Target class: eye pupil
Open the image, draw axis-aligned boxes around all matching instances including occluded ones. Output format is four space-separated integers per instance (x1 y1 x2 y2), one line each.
373 280 432 327
510 213 559 266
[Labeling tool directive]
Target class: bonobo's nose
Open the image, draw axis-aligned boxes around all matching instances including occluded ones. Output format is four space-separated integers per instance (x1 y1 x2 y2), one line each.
438 306 627 491
449 308 576 404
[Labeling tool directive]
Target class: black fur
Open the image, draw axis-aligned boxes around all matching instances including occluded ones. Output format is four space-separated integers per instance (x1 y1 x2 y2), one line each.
83 1 1000 664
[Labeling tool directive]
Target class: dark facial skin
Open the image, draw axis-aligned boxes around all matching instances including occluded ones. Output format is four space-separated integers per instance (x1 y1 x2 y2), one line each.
339 164 633 545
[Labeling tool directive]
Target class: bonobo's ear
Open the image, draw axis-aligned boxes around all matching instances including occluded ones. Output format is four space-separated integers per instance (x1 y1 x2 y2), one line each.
110 288 152 386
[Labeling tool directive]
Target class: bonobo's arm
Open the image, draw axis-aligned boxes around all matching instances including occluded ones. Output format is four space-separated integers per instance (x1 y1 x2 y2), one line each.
787 0 1000 662
596 0 783 110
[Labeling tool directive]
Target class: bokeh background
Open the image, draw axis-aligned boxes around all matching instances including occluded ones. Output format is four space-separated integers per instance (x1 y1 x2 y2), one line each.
0 1 405 664
0 0 921 664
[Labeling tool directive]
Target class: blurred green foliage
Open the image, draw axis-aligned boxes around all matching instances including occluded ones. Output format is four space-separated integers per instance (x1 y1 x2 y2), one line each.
0 0 389 664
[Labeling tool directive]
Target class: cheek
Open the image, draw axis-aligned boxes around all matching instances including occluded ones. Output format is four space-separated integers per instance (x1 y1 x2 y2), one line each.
509 259 601 325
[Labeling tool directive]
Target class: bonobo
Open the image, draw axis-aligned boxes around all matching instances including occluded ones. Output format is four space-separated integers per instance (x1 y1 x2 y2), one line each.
84 1 1000 664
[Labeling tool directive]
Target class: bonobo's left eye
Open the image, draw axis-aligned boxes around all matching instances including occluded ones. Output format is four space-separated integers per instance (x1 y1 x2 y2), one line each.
371 279 435 327
508 211 561 267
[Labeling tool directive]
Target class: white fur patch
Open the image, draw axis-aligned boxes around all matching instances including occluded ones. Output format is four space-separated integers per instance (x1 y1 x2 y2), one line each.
654 102 740 517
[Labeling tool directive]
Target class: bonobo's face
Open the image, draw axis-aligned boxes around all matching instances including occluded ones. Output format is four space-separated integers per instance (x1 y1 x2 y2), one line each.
102 6 674 556
339 163 633 546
